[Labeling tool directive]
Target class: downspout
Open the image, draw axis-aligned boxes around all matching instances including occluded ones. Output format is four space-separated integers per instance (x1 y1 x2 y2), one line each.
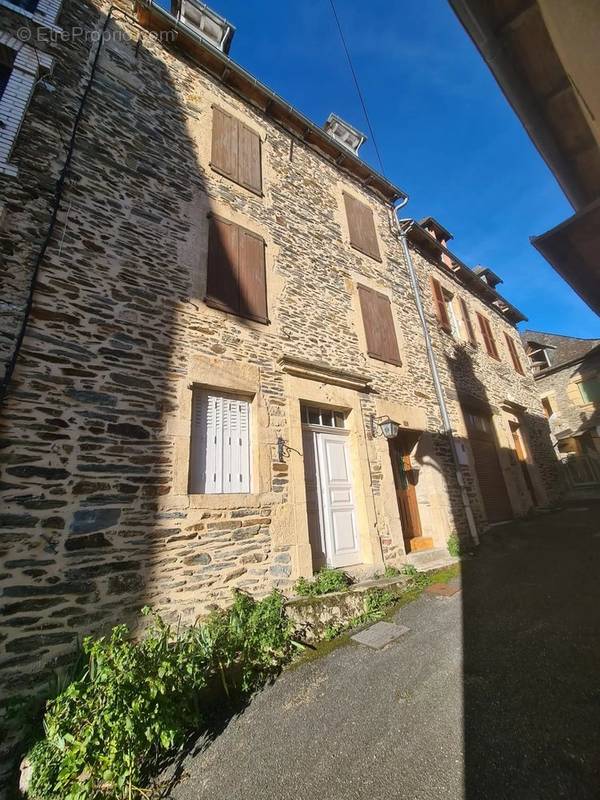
391 208 479 547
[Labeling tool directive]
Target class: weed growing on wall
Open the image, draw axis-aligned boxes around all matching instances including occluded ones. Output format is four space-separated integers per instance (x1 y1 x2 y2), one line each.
293 568 351 597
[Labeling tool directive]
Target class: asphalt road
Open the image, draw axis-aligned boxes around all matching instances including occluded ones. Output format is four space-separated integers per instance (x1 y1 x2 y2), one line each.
168 503 600 800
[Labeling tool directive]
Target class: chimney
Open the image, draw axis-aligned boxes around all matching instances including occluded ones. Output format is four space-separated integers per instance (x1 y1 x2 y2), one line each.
474 265 503 289
171 0 235 53
324 114 366 155
420 216 454 269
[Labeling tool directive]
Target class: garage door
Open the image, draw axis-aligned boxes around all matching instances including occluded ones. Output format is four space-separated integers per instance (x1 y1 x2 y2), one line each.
464 409 513 523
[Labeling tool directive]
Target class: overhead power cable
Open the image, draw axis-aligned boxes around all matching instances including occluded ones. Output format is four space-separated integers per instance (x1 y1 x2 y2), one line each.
328 0 386 175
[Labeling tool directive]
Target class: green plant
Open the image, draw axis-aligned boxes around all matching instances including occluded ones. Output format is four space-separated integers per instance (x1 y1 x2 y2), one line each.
401 564 418 578
363 588 397 620
27 591 296 800
383 565 401 578
447 534 461 558
293 568 351 597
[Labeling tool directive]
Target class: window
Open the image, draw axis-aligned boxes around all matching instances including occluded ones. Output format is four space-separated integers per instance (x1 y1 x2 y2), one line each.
206 214 268 323
430 276 452 334
504 333 525 375
526 345 551 373
476 312 500 360
189 390 251 494
459 297 477 346
301 406 346 428
541 396 554 418
578 378 600 405
343 192 381 261
13 0 39 11
443 287 461 338
465 411 490 434
211 106 262 195
357 284 402 366
0 45 15 101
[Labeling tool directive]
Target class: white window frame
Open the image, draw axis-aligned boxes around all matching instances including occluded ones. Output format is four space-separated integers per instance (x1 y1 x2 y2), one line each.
441 286 461 339
189 389 252 495
0 33 53 176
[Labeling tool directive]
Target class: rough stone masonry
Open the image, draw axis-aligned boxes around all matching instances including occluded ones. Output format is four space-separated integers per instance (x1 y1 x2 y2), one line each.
0 0 559 782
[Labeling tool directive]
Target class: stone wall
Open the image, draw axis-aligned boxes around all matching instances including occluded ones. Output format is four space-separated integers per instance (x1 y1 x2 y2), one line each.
534 353 600 448
0 0 559 782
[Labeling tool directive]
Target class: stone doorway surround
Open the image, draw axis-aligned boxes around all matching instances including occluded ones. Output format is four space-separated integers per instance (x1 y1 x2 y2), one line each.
281 356 384 578
373 399 454 555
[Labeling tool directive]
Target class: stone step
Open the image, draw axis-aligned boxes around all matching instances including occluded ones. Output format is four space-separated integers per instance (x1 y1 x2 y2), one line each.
407 536 434 553
406 547 458 572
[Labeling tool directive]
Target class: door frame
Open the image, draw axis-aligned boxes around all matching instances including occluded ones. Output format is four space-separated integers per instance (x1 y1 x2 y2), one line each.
388 432 423 549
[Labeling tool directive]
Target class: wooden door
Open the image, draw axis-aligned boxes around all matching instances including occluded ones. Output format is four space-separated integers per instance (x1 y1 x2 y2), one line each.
464 409 513 523
389 435 422 545
509 421 537 506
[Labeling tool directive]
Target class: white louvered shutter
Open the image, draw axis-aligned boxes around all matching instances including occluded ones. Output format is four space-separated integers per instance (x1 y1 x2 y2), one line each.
190 391 250 494
222 396 251 493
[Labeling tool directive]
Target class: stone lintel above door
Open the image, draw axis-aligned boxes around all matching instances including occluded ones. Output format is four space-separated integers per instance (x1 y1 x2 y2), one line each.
374 399 427 433
278 355 372 392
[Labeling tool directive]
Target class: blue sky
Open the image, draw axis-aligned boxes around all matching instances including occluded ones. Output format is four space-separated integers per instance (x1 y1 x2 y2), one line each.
170 0 600 338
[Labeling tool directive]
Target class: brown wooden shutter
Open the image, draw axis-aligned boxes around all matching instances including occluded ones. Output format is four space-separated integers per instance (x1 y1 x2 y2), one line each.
504 333 525 374
206 216 268 324
206 216 239 315
343 193 381 261
459 297 477 345
211 107 238 182
476 312 500 360
430 276 451 333
358 285 402 366
238 227 268 323
238 122 262 195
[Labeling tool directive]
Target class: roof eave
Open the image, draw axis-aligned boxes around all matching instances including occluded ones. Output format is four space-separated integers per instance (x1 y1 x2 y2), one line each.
407 223 527 324
134 0 408 205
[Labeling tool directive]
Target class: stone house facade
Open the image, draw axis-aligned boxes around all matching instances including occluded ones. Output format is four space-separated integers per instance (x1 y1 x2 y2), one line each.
520 330 600 455
0 0 559 777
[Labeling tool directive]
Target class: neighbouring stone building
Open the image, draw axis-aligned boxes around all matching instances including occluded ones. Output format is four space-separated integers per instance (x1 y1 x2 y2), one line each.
521 330 600 455
0 0 559 780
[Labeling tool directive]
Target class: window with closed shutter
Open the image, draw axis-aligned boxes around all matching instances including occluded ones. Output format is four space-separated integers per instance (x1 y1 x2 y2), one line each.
343 193 381 261
476 312 500 360
206 215 268 324
504 333 525 374
430 276 451 333
189 390 251 494
211 106 262 195
357 284 402 366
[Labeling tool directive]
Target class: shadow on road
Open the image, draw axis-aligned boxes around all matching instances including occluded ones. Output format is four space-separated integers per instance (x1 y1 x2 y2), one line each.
462 502 600 799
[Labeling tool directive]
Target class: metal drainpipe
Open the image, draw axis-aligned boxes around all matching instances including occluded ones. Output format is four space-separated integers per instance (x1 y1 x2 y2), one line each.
391 208 480 547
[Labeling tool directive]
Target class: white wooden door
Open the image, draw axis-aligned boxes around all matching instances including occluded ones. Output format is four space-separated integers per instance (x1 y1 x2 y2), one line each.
315 431 360 568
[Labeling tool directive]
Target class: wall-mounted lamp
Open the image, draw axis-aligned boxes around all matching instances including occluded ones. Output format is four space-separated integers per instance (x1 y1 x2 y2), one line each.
371 415 400 439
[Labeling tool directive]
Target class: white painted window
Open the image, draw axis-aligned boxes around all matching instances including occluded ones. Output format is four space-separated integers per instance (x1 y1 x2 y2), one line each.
189 390 251 494
0 33 54 177
442 287 461 339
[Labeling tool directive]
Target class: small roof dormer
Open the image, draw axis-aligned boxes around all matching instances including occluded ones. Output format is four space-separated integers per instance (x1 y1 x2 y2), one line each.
171 0 235 54
474 265 503 289
420 216 454 246
323 114 366 155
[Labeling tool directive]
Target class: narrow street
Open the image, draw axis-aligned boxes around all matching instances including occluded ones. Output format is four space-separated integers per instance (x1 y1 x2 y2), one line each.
169 503 600 800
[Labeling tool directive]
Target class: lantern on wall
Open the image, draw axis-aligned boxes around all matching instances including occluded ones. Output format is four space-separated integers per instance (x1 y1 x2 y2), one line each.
372 415 400 439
